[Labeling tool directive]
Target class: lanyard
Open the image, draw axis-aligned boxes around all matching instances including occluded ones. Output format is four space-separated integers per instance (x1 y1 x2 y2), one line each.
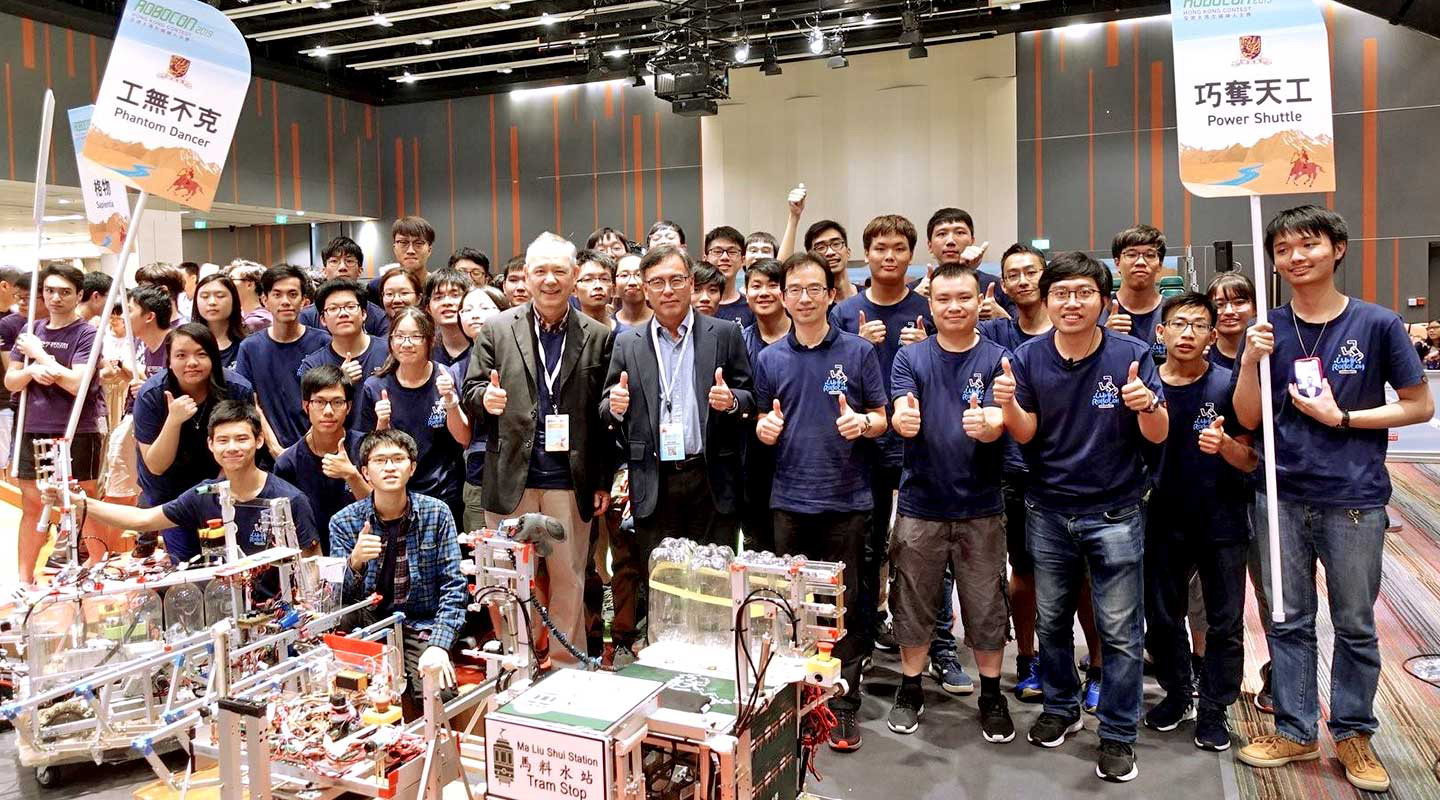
651 319 691 418
533 317 567 409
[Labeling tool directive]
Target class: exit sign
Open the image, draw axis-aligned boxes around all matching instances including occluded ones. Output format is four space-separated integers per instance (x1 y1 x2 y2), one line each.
1031 238 1050 250
274 214 288 224
193 219 207 229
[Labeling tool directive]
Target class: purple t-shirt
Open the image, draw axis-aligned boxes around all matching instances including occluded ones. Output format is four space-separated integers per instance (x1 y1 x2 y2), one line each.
10 318 105 433
0 311 23 410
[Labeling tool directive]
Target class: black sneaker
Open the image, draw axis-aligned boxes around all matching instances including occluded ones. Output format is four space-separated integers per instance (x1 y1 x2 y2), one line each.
1194 710 1231 751
1027 711 1083 748
828 706 862 752
1143 692 1196 732
1254 661 1275 714
873 618 898 652
1096 738 1138 782
887 685 923 735
978 693 1015 743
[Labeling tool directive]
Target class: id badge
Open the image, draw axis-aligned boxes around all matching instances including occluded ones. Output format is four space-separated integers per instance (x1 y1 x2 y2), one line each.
544 414 570 452
659 422 685 461
1293 357 1323 399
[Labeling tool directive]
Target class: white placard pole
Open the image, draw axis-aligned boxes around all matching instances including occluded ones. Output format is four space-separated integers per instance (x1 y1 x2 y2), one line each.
1249 194 1285 624
10 89 56 468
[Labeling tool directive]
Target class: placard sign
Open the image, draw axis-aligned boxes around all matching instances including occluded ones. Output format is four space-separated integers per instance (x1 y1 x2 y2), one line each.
82 0 250 211
1171 0 1336 197
485 720 608 800
67 106 131 253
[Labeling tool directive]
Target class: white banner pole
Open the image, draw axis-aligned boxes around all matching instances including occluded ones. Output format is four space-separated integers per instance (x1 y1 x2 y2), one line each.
10 89 56 468
1249 194 1285 624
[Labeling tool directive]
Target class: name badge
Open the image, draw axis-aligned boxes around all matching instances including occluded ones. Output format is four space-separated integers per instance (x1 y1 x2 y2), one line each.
544 414 570 452
659 422 685 462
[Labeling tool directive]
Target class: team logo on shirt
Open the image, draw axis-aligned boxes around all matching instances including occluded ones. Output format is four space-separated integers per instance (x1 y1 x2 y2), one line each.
1152 340 1167 360
1193 402 1219 431
1332 339 1365 375
427 398 447 427
823 364 849 395
963 372 986 404
1091 376 1121 409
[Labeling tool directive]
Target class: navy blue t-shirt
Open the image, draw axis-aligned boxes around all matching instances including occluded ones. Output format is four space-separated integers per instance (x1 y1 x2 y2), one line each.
1238 299 1425 507
527 325 571 489
829 289 934 468
298 302 390 337
890 336 1008 520
1151 364 1252 540
233 326 331 448
448 360 486 486
1012 328 1165 513
754 325 888 514
133 369 255 506
910 270 1015 317
357 365 464 508
431 339 471 369
979 317 1047 477
1102 297 1166 363
160 474 317 564
1208 345 1238 372
296 336 391 429
715 298 754 328
216 338 240 370
274 429 365 554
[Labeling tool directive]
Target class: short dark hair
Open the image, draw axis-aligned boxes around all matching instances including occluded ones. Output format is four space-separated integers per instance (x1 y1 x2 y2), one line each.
380 265 424 296
423 268 473 306
639 243 692 275
1000 243 1047 273
129 284 174 329
703 225 744 253
1040 251 1113 299
929 263 981 293
136 262 186 298
926 208 976 240
502 254 526 277
862 214 918 251
1111 224 1168 261
207 398 263 438
15 272 33 292
746 231 778 254
647 219 686 246
1263 204 1348 268
314 278 366 316
780 252 834 290
1160 291 1218 326
39 263 85 293
586 227 628 252
300 363 354 403
576 249 618 279
1207 271 1255 305
261 264 310 296
81 270 112 302
179 261 200 278
804 220 848 251
447 247 490 271
322 236 364 266
691 262 725 291
359 428 418 466
0 267 23 286
745 258 784 286
392 216 435 245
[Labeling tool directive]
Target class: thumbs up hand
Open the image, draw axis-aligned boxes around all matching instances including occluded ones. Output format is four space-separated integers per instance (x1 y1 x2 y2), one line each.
708 367 736 411
1105 299 1133 334
756 398 785 445
963 393 997 441
979 280 1011 321
893 391 922 438
609 370 631 417
348 521 383 571
375 388 393 428
164 390 198 423
1197 415 1228 455
321 440 358 480
339 350 363 384
899 314 928 345
992 357 1017 406
482 369 508 415
857 310 887 345
787 183 807 217
435 368 457 408
1121 360 1155 412
960 240 990 268
835 393 867 440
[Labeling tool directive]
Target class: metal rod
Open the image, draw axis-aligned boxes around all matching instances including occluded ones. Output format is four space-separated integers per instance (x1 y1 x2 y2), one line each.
11 89 56 467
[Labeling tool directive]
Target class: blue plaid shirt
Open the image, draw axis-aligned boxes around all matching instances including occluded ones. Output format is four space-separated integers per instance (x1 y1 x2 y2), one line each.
329 492 468 651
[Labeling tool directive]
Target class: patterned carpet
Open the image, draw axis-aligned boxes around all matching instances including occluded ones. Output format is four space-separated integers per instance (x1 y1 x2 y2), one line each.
1229 463 1440 799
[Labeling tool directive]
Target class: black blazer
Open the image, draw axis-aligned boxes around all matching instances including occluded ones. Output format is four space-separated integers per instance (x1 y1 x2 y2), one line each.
599 314 755 519
462 303 614 521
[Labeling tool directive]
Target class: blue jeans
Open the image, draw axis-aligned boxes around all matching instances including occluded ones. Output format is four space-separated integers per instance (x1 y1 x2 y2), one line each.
1253 494 1385 743
1028 501 1146 743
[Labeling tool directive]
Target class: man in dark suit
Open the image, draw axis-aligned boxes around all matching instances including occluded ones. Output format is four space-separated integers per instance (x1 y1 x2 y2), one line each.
600 243 755 658
462 232 614 663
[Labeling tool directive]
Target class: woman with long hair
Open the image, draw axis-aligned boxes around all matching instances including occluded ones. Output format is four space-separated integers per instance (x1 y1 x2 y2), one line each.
192 273 246 368
357 307 468 523
379 267 424 322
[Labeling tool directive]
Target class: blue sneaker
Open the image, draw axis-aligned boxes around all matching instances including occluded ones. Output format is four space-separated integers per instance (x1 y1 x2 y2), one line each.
930 657 975 695
1082 676 1102 715
1014 655 1043 703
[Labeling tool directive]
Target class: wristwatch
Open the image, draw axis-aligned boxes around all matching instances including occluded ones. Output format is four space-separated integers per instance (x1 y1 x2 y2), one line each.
1339 408 1350 429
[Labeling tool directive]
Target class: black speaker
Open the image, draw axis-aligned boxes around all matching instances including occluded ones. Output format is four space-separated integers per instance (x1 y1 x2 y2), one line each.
1214 240 1235 271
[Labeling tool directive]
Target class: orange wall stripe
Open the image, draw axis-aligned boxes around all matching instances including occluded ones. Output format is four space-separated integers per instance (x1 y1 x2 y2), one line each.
280 224 286 256
591 117 599 231
5 64 14 181
364 105 373 140
1149 61 1164 228
552 95 562 234
254 78 262 116
1325 2 1336 211
64 30 74 79
1057 33 1065 73
1361 37 1377 303
632 114 644 244
88 35 97 98
604 83 614 119
1131 27 1140 225
1033 30 1043 237
654 112 662 220
489 96 498 260
271 82 281 207
21 19 35 70
411 137 420 216
509 125 520 255
374 114 382 218
326 97 336 213
1087 69 1095 252
290 122 303 209
446 101 455 251
394 137 406 219
43 25 51 89
264 226 273 265
1106 22 1120 68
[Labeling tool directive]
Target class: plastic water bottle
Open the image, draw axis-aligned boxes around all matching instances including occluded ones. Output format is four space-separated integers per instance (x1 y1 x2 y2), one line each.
648 538 694 645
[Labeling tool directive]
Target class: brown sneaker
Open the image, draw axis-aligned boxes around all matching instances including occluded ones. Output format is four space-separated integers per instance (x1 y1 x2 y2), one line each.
1336 734 1390 792
1237 734 1321 768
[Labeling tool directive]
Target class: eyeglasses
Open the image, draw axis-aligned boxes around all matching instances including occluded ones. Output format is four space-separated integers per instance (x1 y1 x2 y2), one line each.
429 289 465 301
1120 249 1162 262
306 397 350 410
367 454 411 467
1163 320 1214 334
784 285 830 299
812 238 847 254
391 333 427 345
706 247 742 259
394 238 428 252
645 275 691 291
616 271 642 283
383 290 417 302
1050 288 1101 303
324 303 361 316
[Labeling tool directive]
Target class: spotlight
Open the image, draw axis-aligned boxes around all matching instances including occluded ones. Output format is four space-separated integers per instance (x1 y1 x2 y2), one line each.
628 57 645 86
734 41 750 63
808 27 824 54
586 46 606 79
372 12 392 27
417 38 434 46
899 9 921 45
400 70 416 82
827 33 846 68
761 40 781 75
908 42 928 59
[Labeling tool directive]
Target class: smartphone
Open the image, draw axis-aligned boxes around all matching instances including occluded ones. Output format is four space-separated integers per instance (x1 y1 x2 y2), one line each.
1294 357 1324 399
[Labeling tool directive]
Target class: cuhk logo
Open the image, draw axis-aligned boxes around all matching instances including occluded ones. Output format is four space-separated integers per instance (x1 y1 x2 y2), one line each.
1239 35 1262 62
163 54 193 88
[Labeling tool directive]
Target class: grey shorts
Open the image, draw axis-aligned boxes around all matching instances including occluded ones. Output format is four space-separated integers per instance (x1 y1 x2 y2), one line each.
889 513 1009 652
